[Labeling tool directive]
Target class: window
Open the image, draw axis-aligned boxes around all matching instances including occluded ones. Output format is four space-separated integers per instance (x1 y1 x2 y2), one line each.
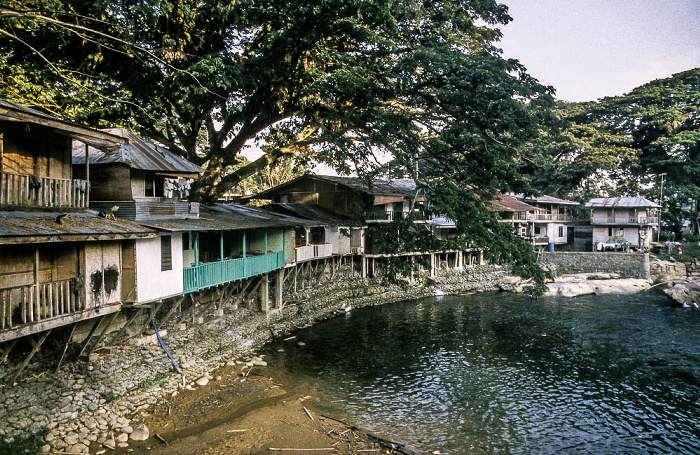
182 232 190 250
161 235 172 271
558 226 564 238
608 227 613 237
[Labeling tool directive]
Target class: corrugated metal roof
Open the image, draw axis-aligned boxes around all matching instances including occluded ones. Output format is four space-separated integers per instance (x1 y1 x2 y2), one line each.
0 99 126 147
251 174 421 199
491 194 540 212
0 211 156 240
72 128 203 175
264 203 355 225
585 197 661 208
511 193 579 206
137 204 310 232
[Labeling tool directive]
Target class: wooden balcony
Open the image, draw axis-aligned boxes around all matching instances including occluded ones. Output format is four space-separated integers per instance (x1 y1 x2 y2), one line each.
295 243 334 262
1 172 88 208
532 213 573 222
90 200 199 221
365 210 430 222
183 251 285 293
595 216 659 226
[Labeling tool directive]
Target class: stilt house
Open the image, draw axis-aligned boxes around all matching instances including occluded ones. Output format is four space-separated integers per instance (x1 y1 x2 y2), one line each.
0 100 156 345
585 197 660 250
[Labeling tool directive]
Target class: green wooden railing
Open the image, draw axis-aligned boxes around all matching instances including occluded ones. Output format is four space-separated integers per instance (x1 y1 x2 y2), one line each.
183 251 285 294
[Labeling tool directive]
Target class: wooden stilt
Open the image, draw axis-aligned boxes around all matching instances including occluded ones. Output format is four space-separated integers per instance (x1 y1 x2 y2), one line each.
9 330 52 385
159 296 186 328
143 300 166 331
0 339 18 364
85 312 120 358
77 318 104 359
55 323 77 373
113 308 144 342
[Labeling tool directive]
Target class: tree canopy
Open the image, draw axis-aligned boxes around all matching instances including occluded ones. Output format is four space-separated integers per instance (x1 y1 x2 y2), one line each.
0 0 557 290
525 68 700 234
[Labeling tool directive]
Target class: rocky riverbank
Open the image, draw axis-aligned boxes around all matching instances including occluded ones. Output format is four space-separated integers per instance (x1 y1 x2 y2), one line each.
0 265 505 454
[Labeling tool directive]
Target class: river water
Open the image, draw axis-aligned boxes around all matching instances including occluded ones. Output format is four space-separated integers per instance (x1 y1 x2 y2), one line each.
263 292 700 454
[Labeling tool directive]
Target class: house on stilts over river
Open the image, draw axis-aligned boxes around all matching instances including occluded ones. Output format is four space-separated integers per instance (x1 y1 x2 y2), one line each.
0 100 158 381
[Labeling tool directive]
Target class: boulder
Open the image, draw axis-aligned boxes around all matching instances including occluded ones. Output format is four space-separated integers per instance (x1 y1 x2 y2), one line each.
129 424 149 441
664 279 700 306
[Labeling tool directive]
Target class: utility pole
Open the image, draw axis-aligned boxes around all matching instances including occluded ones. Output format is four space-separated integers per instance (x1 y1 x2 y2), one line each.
657 173 666 243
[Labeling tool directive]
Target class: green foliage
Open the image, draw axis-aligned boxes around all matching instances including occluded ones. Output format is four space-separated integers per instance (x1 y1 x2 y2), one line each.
0 0 558 286
0 432 45 455
525 68 700 234
104 391 117 403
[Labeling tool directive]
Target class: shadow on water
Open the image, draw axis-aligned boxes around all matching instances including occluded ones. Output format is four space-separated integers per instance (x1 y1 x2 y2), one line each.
264 292 700 454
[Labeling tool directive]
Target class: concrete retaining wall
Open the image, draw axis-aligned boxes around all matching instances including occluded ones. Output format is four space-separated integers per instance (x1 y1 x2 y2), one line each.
539 252 650 279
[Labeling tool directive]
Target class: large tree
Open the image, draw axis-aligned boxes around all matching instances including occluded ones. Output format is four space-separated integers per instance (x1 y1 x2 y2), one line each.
1 0 556 289
525 68 700 233
0 0 551 193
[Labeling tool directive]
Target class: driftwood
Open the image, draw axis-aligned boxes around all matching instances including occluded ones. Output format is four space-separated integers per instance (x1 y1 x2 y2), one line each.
269 449 336 452
303 406 314 421
320 414 414 455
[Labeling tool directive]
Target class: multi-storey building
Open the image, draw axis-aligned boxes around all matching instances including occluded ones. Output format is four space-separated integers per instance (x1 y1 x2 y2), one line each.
585 197 660 250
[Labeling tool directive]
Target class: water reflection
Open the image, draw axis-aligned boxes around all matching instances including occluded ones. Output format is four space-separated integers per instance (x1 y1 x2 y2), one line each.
265 293 700 454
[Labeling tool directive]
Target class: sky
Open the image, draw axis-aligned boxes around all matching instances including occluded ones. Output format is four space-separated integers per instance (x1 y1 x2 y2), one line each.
497 0 700 102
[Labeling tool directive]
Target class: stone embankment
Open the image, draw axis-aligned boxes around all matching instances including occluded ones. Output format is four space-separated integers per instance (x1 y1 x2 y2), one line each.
0 265 505 454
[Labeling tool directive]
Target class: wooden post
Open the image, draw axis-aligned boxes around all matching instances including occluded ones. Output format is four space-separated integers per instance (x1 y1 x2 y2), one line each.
260 273 269 314
33 247 40 322
219 230 224 262
10 330 52 385
194 232 199 265
430 253 436 278
275 269 284 309
84 142 89 208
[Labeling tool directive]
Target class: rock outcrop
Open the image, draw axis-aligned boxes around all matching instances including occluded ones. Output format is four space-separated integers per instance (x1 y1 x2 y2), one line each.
664 279 700 307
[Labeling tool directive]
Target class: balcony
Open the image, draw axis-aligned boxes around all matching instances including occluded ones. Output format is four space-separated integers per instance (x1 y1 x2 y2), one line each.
1 172 88 208
90 200 199 220
294 243 333 262
365 210 430 222
183 251 285 293
518 235 550 245
532 213 573 222
0 279 85 331
595 216 659 226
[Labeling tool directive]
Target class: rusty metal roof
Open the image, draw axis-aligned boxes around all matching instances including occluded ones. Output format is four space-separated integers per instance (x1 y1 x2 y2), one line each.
0 99 126 148
511 193 580 206
263 203 355 225
137 204 311 232
0 211 156 242
491 194 540 212
72 128 203 176
250 174 421 199
585 197 661 208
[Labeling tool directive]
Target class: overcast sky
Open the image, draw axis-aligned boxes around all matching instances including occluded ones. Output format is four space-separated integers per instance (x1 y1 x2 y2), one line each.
497 0 700 102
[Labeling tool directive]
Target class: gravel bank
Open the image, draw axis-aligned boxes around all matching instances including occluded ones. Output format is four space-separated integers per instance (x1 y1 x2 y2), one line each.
0 264 505 454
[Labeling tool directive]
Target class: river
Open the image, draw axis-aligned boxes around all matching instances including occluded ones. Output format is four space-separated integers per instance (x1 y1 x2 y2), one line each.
263 292 700 454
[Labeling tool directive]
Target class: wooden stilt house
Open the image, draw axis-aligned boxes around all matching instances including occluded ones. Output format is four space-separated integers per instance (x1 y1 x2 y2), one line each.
0 100 156 344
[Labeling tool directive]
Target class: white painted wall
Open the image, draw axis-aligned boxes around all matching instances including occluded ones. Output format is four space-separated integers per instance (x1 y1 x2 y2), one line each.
135 233 183 303
548 223 568 245
593 226 645 247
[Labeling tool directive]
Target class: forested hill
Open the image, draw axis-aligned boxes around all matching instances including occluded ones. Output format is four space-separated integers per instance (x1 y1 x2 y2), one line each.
523 67 700 234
